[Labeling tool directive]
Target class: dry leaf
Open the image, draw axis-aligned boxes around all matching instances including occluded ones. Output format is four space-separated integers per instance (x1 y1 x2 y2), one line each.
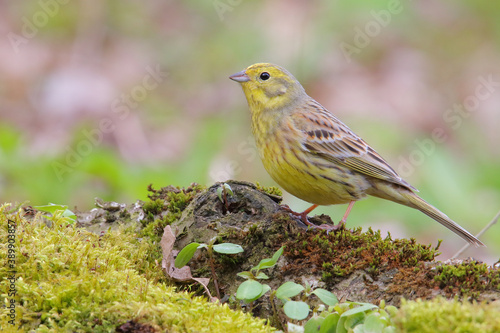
160 225 214 299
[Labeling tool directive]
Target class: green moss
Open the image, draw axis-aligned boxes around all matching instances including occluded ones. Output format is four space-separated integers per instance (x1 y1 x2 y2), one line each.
395 298 500 332
284 227 440 282
141 184 205 243
433 261 500 297
0 205 273 332
142 198 166 216
254 182 282 197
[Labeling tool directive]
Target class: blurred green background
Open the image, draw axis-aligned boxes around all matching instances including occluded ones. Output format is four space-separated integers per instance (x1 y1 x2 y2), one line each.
1 0 499 261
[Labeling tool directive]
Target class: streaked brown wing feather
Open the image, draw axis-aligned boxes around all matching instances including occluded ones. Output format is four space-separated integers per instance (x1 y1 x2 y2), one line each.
293 99 416 191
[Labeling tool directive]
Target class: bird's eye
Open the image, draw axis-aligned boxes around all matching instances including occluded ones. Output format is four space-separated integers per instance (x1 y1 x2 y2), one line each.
260 72 270 80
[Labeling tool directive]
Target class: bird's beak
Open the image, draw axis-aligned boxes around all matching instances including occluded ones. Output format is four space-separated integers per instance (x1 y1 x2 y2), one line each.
229 70 250 82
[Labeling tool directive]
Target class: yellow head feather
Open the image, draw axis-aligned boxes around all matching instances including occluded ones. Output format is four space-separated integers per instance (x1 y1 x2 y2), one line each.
229 63 306 113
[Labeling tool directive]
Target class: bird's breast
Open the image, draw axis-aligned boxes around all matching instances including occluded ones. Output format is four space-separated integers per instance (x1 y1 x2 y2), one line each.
253 119 370 205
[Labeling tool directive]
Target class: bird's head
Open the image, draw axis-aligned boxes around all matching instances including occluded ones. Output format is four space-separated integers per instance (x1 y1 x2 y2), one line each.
229 63 306 112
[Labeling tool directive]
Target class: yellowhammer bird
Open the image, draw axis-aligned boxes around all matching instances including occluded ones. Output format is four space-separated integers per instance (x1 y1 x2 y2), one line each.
229 63 484 246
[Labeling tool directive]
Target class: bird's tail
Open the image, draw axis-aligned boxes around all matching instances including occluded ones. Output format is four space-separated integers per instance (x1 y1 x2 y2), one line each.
369 183 484 247
405 193 484 246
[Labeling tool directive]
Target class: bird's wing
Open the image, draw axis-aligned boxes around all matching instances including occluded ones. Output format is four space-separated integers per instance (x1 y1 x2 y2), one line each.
292 99 416 191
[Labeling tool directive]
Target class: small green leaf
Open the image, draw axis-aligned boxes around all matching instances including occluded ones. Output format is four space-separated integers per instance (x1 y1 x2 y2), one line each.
304 317 324 333
236 280 263 302
312 288 338 306
340 304 377 317
253 246 284 271
217 183 233 202
352 326 364 333
212 243 243 254
343 312 364 330
272 245 284 262
255 272 269 280
174 242 200 268
223 183 233 196
335 302 351 314
216 187 223 202
237 271 254 279
253 258 275 271
385 305 398 317
34 203 68 214
61 209 77 222
276 281 305 300
319 313 339 333
284 301 310 320
242 284 270 303
378 309 389 320
34 204 77 222
259 284 271 298
335 317 348 333
361 313 385 331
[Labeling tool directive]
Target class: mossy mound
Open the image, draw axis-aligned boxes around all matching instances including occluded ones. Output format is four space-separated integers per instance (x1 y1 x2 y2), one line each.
162 181 499 309
3 181 498 331
0 205 273 332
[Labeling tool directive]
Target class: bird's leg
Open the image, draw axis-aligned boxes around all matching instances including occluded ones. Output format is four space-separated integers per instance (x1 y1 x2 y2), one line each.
299 204 319 226
336 200 355 227
283 202 356 232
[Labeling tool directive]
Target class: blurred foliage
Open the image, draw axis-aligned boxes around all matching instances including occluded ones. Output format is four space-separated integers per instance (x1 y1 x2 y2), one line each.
395 297 500 333
0 0 499 261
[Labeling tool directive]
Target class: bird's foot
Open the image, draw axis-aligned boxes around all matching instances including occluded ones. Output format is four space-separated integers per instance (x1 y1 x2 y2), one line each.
281 204 314 226
280 204 296 215
312 220 345 234
281 204 341 233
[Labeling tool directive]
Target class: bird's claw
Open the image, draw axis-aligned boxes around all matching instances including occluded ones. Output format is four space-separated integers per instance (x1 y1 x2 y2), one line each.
281 204 297 215
309 221 345 234
281 204 344 233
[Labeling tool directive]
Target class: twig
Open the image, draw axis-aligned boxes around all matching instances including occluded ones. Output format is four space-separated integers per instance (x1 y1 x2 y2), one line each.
451 209 500 259
269 292 280 328
207 247 221 299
